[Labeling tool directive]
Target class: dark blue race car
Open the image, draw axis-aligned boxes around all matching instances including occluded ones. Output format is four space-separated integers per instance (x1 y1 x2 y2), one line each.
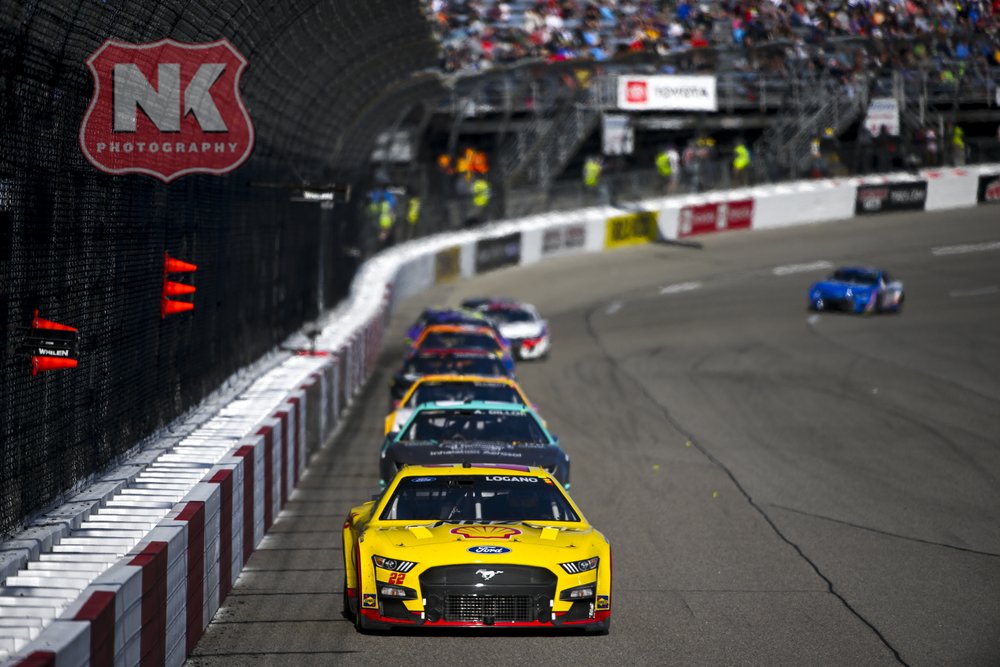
808 267 905 314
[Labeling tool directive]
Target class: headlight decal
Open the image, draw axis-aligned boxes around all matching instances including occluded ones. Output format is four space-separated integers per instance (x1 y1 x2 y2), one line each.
560 556 599 574
372 555 417 572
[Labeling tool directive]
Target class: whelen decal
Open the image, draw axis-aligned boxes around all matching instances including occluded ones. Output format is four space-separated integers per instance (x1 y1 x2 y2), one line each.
362 594 378 609
451 525 522 540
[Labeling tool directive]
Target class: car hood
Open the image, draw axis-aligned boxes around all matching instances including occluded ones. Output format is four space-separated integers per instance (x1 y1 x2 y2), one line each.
498 321 545 339
364 521 599 553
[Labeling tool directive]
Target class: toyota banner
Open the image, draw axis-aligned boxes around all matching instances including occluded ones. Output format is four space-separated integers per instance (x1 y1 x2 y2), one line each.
617 75 718 112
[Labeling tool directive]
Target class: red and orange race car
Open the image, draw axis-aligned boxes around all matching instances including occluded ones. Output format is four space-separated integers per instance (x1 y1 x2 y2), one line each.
406 324 515 374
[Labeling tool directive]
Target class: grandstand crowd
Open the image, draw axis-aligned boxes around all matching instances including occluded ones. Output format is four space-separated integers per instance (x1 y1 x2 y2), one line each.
425 0 1000 76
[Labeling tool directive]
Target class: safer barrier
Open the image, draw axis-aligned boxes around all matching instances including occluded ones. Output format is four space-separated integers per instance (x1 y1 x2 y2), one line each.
3 163 997 665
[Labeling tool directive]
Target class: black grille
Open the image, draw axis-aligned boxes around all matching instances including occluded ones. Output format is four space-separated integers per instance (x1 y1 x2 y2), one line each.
420 564 556 624
445 594 532 623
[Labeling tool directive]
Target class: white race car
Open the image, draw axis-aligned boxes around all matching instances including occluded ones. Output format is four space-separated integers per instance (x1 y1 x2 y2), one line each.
480 301 550 360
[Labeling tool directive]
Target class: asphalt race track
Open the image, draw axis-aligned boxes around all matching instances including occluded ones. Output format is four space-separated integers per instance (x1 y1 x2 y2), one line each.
189 206 1000 666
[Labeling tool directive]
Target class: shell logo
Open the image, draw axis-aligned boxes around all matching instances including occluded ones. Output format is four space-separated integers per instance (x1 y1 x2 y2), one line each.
450 525 522 540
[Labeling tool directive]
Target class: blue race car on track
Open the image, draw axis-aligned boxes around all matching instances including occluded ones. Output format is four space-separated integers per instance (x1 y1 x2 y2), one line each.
808 267 904 314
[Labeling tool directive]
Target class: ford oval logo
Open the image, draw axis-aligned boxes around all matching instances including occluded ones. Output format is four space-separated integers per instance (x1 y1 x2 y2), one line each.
468 545 511 555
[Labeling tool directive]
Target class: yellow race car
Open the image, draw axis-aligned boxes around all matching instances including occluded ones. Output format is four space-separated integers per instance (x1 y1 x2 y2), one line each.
385 374 535 435
342 464 612 633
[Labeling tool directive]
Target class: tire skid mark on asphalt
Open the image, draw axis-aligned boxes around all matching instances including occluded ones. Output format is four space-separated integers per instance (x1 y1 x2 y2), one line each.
931 240 1000 256
582 301 909 667
949 286 999 298
810 328 1000 488
659 281 702 295
773 260 833 276
803 317 1000 436
767 504 1000 558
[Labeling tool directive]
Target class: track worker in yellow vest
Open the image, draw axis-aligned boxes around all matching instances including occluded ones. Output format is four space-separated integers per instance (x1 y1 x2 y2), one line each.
732 139 750 186
406 196 420 240
951 124 965 166
655 145 680 193
472 178 490 208
583 156 602 188
378 199 395 247
583 155 608 203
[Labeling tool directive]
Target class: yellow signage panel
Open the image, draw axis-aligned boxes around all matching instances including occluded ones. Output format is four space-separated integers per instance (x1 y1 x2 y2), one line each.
604 211 658 249
434 246 461 283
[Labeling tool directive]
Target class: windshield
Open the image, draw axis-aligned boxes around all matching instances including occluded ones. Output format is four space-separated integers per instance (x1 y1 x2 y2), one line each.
407 356 506 377
380 475 578 522
418 331 501 352
399 409 548 443
407 382 524 408
486 309 535 324
831 269 878 285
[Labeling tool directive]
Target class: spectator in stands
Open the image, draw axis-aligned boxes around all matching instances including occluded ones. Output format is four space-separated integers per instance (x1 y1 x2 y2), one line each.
424 0 1000 81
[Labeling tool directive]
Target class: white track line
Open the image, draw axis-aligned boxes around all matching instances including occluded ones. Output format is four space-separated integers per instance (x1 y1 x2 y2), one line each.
659 282 702 295
772 260 833 276
949 286 999 298
605 301 622 315
932 241 1000 256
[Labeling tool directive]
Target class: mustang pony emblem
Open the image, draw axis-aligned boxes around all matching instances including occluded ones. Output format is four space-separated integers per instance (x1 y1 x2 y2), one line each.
476 569 503 581
451 525 522 540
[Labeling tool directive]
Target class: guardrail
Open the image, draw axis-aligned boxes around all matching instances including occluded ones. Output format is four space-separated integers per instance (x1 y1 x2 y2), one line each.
2 162 998 666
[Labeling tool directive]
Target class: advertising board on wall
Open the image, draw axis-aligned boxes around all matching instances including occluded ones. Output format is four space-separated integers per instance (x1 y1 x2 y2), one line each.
678 199 754 238
475 233 521 273
542 224 586 255
977 174 1000 204
434 246 461 283
604 211 658 248
855 182 927 214
617 75 718 112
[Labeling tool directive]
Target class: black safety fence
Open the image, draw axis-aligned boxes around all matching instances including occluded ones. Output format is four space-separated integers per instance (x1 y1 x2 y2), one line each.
0 1 437 536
